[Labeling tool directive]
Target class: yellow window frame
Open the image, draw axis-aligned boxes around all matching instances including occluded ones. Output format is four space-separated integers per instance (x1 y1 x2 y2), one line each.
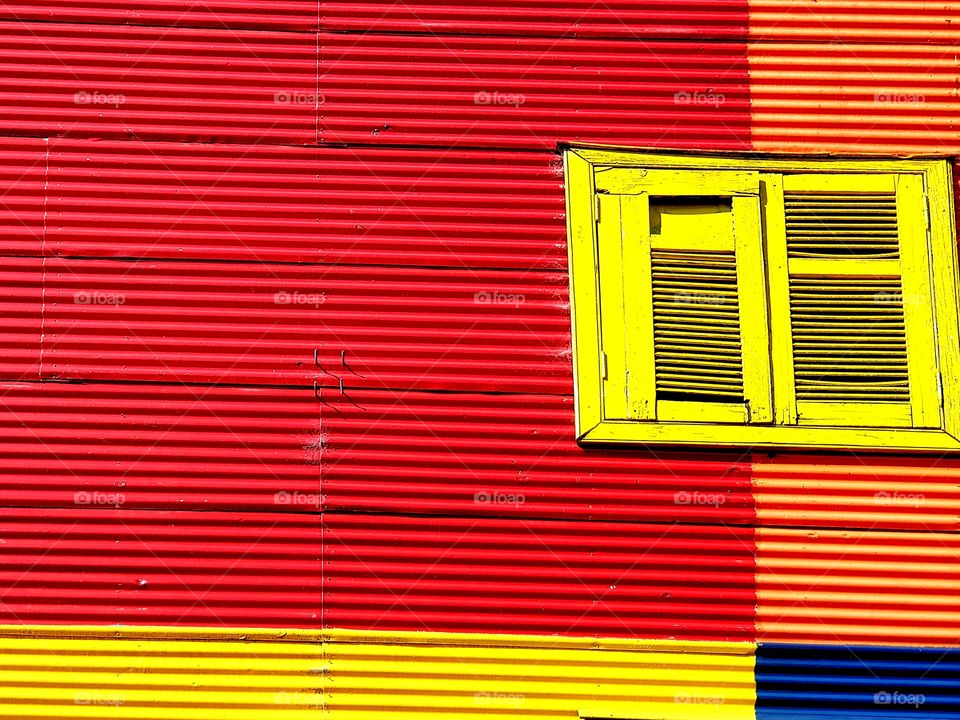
565 147 960 451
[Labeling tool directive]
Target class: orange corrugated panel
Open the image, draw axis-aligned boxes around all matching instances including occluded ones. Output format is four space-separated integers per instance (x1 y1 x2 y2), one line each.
43 258 570 393
0 258 41 380
0 22 315 144
0 382 321 510
757 527 960 647
325 513 756 640
321 389 755 524
321 0 750 38
0 508 321 627
749 41 960 153
753 454 960 531
47 141 566 269
319 33 751 149
0 1 318 31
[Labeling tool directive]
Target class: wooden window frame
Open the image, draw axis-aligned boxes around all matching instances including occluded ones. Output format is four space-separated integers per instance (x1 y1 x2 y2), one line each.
565 147 960 451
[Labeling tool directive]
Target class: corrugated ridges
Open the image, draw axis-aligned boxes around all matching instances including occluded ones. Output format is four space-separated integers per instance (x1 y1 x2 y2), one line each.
321 389 754 523
757 528 960 647
0 137 44 257
750 42 960 153
325 513 755 640
0 626 321 719
0 258 41 380
319 34 751 149
43 258 570 393
756 643 960 719
0 508 320 626
321 0 750 38
325 630 756 720
0 1 318 31
0 22 315 144
0 382 320 511
750 0 960 42
48 141 567 268
753 455 960 531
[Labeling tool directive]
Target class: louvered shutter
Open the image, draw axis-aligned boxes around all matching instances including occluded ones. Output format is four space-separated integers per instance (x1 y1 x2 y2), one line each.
766 173 940 428
596 170 772 425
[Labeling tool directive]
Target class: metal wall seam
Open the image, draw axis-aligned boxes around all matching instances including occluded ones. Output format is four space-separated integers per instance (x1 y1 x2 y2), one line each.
748 41 960 153
0 1 319 31
757 527 960 647
320 389 754 523
0 508 321 627
320 0 750 39
324 629 757 720
0 626 322 719
47 140 567 269
318 33 751 149
324 513 756 641
0 22 315 144
0 382 321 511
0 257 41 380
752 454 960 531
43 257 570 393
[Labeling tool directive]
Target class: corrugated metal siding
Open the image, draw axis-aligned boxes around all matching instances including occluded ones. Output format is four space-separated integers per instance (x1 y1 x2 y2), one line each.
47 141 566 269
321 389 754 523
0 508 320 626
0 627 321 719
0 258 41 380
318 34 751 149
756 643 960 720
42 258 569 393
325 630 756 720
757 528 960 647
0 136 44 256
0 22 315 144
321 0 750 38
0 382 320 510
325 513 755 640
749 42 960 153
0 1 318 31
753 455 960 531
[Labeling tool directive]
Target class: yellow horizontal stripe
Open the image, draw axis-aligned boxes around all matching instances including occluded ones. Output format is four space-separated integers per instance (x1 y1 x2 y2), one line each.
325 629 756 720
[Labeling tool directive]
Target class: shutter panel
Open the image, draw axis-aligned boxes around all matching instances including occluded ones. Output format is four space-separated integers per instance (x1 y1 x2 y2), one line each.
768 173 940 428
597 170 772 425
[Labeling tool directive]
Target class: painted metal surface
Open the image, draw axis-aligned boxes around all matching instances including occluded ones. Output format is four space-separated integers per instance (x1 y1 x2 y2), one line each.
325 630 756 720
0 626 321 719
47 141 566 269
0 508 320 626
0 382 320 511
319 34 750 149
0 22 315 144
756 643 960 720
0 136 44 256
320 389 754 523
325 513 755 641
0 257 41 380
0 1 318 30
321 0 750 38
757 527 960 647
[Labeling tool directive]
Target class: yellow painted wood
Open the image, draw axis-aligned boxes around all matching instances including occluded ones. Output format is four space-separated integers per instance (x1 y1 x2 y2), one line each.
786 257 901 277
324 629 756 720
782 172 897 194
650 199 736 253
597 194 628 420
601 168 759 196
620 193 656 419
795 401 912 426
0 626 322 719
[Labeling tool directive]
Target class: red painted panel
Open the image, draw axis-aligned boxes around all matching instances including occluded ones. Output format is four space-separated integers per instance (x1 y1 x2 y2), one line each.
0 22 315 144
43 258 570 393
0 136 44 256
0 382 320 511
48 141 566 269
0 507 320 627
321 0 750 39
319 34 751 149
324 513 756 640
320 389 755 523
0 1 318 31
0 258 41 380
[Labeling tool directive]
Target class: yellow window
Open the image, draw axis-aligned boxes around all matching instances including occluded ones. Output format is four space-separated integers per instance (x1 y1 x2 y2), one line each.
565 148 960 451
